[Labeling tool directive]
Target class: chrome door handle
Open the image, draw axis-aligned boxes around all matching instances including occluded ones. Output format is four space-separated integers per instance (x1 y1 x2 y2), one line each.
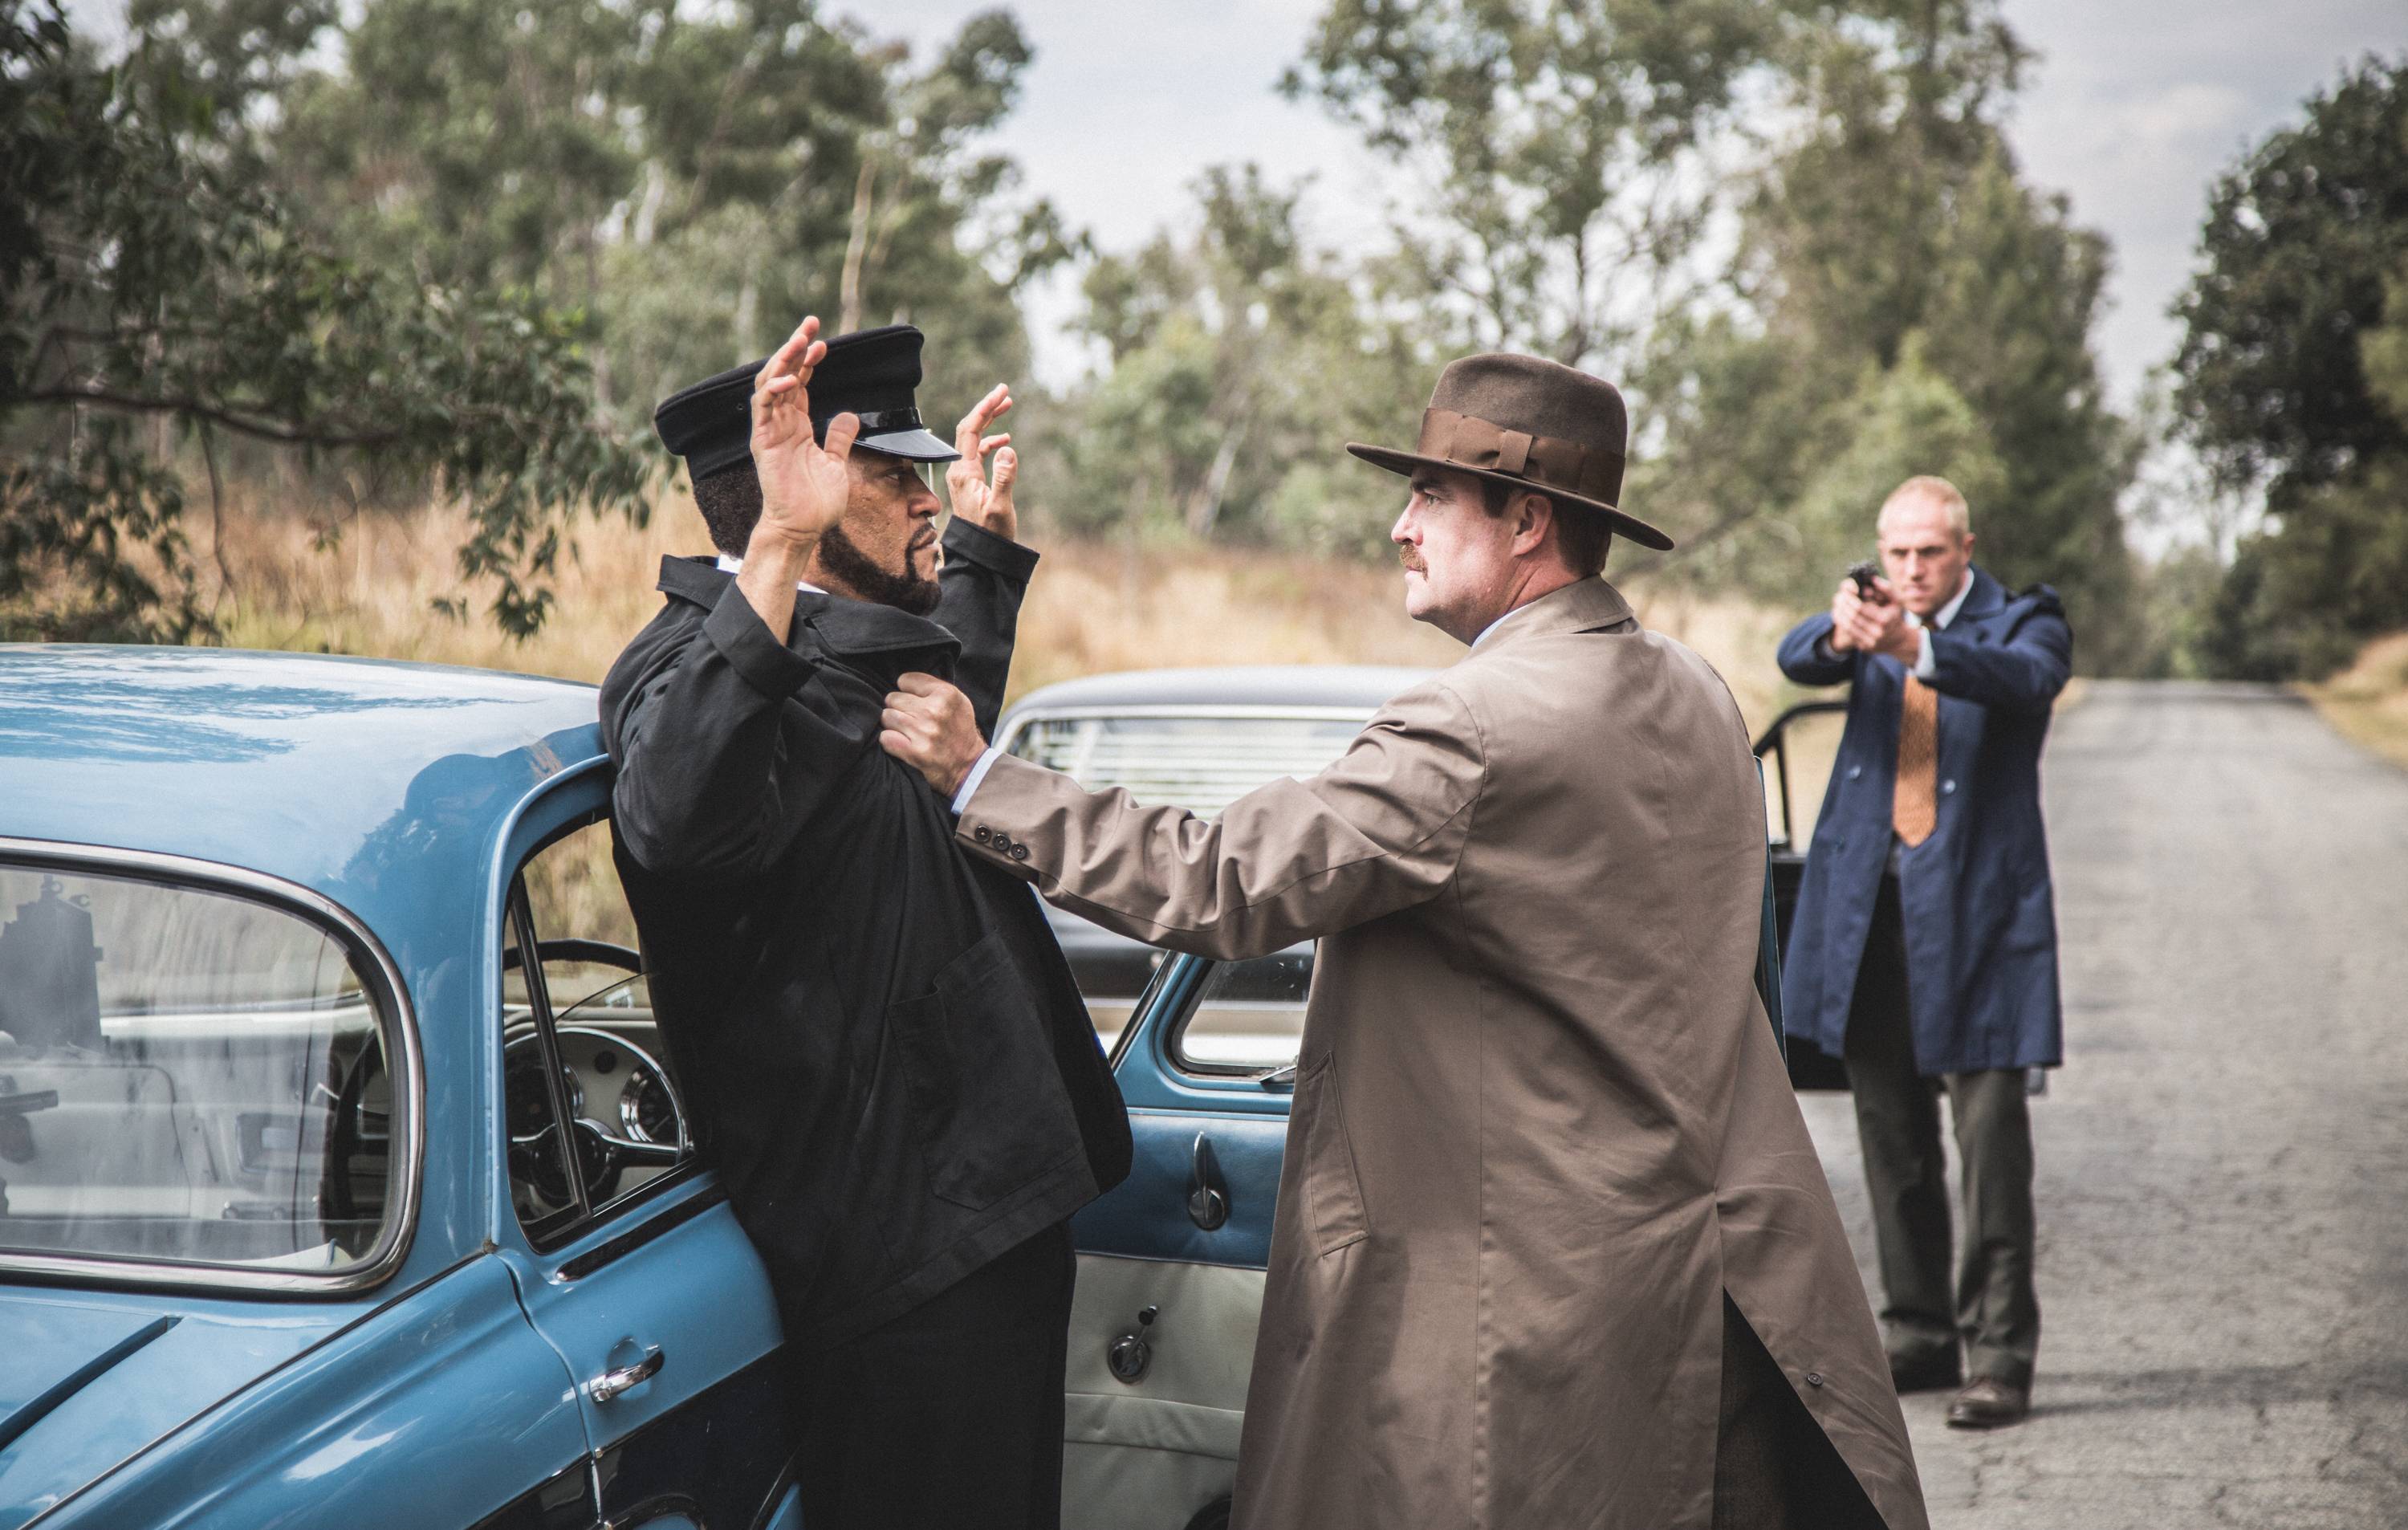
588 1345 664 1403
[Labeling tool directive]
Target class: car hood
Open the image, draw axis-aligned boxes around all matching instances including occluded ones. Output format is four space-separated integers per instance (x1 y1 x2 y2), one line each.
0 1287 350 1528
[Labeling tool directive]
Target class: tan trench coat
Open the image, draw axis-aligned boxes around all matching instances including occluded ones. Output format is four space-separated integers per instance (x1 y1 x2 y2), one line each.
958 577 1928 1530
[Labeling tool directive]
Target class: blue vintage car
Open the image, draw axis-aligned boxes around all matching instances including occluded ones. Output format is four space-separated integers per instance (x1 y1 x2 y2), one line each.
0 645 1354 1530
0 646 1782 1530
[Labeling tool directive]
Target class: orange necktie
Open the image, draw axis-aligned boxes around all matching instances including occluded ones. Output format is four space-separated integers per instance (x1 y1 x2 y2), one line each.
1893 676 1938 848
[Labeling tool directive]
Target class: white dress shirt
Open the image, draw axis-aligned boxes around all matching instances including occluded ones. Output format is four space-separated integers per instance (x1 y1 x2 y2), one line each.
716 551 825 594
1909 568 1975 678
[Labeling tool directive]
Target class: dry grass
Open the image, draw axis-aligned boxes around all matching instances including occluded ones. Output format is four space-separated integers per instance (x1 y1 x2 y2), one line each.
193 492 1813 728
2305 631 2408 772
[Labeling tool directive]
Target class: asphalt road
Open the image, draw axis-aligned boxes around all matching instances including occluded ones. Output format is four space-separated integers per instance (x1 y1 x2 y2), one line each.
1795 680 2408 1528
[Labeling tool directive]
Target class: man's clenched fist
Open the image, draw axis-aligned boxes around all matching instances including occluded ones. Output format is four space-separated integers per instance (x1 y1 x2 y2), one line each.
881 673 990 799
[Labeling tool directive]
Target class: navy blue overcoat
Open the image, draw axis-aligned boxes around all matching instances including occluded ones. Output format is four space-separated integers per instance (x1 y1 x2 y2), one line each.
1775 566 2072 1075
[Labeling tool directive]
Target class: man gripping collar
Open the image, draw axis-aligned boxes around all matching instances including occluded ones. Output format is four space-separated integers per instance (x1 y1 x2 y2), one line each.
600 316 1130 1530
880 352 1930 1530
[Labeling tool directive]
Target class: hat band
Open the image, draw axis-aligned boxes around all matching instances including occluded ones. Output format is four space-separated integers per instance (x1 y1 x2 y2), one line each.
1418 409 1623 503
836 406 926 434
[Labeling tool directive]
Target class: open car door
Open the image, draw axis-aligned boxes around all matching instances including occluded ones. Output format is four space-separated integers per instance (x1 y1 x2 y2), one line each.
1755 698 1853 1090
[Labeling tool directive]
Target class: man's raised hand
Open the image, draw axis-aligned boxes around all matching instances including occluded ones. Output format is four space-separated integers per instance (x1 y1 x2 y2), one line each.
881 674 990 798
750 315 860 555
946 384 1018 540
1828 576 1904 656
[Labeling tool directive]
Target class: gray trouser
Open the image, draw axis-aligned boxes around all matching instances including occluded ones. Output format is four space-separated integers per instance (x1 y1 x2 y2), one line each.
1844 870 2041 1386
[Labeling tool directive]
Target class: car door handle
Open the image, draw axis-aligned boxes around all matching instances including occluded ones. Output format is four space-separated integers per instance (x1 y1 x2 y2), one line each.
588 1345 665 1403
1188 1133 1230 1231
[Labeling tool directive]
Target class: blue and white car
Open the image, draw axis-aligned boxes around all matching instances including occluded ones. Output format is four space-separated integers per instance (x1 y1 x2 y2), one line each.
0 647 1782 1530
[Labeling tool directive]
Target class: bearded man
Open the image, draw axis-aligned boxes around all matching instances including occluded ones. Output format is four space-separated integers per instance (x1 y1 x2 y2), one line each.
877 353 1930 1529
600 318 1130 1530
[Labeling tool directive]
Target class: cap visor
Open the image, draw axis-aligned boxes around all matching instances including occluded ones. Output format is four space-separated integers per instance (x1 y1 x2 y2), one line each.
854 426 961 462
1343 442 1675 552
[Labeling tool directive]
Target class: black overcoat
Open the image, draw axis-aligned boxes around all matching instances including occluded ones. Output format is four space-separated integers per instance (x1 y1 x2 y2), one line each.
600 517 1129 1351
1774 565 2072 1075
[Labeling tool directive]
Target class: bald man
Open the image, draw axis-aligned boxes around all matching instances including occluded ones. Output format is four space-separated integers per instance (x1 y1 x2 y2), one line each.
1775 477 2072 1430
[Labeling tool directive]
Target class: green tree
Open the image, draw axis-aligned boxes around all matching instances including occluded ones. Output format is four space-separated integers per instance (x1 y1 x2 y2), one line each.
1285 0 1796 369
1042 167 1438 556
2171 55 2408 678
2 2 651 641
1629 2 2138 665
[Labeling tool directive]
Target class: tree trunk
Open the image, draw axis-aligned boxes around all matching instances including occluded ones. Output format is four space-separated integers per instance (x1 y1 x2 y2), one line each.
840 159 877 334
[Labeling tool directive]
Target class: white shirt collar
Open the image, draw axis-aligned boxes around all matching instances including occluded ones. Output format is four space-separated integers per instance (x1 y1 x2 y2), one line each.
716 551 824 596
1910 568 1975 633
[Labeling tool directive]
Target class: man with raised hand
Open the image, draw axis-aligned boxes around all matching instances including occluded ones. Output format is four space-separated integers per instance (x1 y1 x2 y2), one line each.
879 352 1928 1529
601 315 1129 1530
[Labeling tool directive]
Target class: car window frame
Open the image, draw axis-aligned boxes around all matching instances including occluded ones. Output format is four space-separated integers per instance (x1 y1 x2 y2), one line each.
0 834 423 1296
496 806 702 1257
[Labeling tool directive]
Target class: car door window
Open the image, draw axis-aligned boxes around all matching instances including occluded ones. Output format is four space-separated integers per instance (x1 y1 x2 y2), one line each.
1169 948 1312 1076
0 858 405 1279
501 819 689 1245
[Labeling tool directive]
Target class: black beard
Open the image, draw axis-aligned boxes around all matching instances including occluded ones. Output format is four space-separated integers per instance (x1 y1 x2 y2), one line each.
819 523 940 616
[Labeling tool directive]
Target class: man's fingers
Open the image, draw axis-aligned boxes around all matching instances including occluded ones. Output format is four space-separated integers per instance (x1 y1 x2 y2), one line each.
893 673 948 698
990 446 1017 498
954 384 1013 454
762 316 820 384
821 411 860 463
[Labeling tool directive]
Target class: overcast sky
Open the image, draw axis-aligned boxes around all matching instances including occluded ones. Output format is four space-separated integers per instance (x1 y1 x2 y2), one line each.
844 0 2403 407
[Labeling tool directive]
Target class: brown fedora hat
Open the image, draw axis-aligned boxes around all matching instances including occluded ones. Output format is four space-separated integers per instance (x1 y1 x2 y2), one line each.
1347 352 1672 551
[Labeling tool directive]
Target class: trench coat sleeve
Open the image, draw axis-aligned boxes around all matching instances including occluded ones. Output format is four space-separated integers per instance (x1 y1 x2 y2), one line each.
605 583 869 882
1777 612 1858 686
932 516 1039 739
1926 600 2072 715
955 681 1485 961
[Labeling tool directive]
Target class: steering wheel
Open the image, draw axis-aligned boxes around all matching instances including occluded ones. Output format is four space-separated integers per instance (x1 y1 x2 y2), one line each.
505 1027 684 1211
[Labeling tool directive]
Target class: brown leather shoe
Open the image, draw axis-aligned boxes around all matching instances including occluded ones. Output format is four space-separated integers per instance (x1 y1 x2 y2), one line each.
1945 1377 2030 1428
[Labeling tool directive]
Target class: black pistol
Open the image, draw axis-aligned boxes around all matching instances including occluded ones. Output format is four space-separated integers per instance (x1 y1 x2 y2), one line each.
1846 560 1889 604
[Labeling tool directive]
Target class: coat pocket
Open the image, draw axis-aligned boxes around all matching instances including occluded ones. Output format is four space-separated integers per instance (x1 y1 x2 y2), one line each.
893 931 1082 1212
1294 1054 1370 1257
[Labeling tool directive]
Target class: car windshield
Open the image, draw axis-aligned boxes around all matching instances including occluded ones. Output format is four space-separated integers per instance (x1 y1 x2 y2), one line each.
0 861 399 1275
1007 709 1365 1058
1008 713 1369 820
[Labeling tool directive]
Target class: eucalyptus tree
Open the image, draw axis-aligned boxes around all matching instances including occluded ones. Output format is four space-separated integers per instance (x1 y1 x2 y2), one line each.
2172 55 2408 678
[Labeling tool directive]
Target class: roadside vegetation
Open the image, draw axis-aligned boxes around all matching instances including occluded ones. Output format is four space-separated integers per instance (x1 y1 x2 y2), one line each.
2306 633 2408 772
7 0 2401 692
190 490 1805 730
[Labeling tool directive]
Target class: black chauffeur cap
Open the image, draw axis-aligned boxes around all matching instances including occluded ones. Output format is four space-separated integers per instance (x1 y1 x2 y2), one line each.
652 323 960 482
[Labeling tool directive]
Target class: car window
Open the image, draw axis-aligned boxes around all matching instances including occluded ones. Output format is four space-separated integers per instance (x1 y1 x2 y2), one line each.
1168 947 1312 1076
0 861 401 1275
1005 710 1364 1053
502 820 689 1245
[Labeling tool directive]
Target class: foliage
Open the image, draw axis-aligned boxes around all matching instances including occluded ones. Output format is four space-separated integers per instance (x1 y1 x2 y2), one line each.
1284 0 1796 369
1626 2 2140 667
2 1 651 641
1040 166 1441 557
2171 56 2408 679
179 0 1075 429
